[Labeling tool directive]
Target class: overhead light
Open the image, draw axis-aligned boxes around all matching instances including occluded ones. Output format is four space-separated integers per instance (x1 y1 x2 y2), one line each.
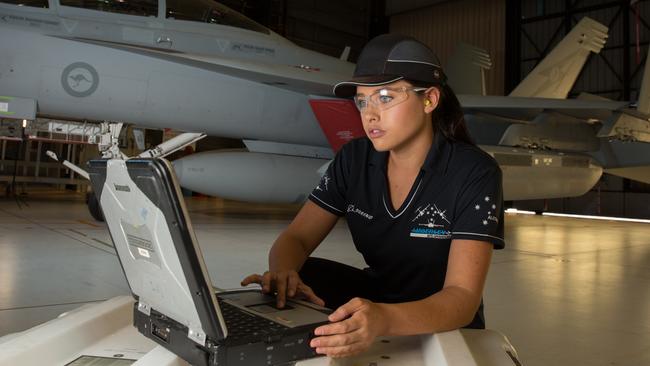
542 212 650 224
505 208 536 215
22 119 27 128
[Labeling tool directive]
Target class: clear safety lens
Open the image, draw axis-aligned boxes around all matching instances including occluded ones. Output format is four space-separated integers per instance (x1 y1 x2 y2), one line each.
353 87 426 112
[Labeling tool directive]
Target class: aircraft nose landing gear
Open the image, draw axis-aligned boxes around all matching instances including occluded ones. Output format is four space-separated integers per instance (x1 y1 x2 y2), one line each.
46 122 205 222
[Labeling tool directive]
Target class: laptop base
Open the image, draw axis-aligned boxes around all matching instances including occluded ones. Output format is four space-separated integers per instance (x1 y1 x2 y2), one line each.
134 301 322 366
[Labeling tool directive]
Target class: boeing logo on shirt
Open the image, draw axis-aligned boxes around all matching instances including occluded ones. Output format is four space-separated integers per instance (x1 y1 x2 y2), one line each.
410 203 452 239
347 204 374 220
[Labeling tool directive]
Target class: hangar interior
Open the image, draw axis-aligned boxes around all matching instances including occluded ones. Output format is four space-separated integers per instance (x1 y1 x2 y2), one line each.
0 0 649 366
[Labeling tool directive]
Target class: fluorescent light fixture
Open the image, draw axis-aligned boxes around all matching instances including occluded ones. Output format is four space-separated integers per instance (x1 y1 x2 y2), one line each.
505 208 536 215
22 119 27 128
542 212 650 224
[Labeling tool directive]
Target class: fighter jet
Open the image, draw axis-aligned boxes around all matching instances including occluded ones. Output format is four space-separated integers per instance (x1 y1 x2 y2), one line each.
0 1 648 209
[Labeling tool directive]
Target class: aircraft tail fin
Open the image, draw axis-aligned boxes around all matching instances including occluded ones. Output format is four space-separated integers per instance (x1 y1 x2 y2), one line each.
637 46 650 115
509 17 608 99
446 43 492 95
600 139 650 184
605 166 650 184
595 139 650 185
308 98 364 152
597 47 650 143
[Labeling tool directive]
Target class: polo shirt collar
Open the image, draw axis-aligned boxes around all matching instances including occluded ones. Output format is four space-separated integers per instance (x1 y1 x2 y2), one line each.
422 131 452 174
369 146 389 170
368 132 452 174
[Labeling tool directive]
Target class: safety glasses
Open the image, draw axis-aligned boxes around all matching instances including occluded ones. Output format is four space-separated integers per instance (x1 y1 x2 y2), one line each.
353 86 427 112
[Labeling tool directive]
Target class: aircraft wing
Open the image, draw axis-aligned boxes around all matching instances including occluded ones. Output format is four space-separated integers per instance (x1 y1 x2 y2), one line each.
57 36 348 96
459 94 630 122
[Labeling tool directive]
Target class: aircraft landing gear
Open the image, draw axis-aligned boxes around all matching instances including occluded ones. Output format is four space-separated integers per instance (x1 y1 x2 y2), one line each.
86 191 104 222
46 123 205 223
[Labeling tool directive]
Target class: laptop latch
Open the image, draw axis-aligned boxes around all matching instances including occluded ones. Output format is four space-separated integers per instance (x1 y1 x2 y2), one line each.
188 327 207 346
137 301 151 316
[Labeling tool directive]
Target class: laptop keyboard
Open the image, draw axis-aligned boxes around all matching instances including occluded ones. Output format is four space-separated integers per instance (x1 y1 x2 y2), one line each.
218 299 289 342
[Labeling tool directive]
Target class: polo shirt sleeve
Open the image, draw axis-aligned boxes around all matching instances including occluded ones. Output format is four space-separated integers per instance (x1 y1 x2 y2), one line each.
307 146 350 216
450 164 505 249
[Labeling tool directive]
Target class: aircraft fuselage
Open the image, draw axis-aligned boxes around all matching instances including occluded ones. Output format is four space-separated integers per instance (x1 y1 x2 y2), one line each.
0 2 353 146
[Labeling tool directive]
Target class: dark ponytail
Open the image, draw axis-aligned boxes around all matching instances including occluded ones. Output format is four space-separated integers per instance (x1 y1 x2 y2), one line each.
411 81 475 146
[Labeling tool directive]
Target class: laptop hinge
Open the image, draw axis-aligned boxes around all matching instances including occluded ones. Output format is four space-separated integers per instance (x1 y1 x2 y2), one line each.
137 301 151 316
188 327 207 346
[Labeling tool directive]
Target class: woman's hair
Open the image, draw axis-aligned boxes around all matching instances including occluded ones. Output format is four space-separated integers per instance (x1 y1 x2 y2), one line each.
410 80 476 146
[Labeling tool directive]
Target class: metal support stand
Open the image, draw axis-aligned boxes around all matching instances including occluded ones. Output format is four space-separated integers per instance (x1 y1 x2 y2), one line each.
4 127 29 209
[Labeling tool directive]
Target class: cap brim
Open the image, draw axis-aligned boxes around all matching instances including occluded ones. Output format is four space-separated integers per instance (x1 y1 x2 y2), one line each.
333 75 404 98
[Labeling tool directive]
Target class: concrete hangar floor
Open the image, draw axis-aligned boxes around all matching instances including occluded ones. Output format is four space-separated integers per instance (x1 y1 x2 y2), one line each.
0 190 648 366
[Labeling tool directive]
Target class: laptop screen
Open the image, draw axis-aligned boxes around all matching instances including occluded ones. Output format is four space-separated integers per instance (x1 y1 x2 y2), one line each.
87 158 227 344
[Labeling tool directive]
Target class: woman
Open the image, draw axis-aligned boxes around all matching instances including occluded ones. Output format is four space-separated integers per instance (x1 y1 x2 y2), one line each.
241 34 505 358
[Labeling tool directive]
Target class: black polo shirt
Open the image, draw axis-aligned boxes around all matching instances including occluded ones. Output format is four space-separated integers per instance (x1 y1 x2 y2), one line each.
308 132 505 308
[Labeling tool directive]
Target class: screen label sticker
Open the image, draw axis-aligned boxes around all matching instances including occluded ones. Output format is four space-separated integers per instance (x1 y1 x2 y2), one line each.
121 220 161 268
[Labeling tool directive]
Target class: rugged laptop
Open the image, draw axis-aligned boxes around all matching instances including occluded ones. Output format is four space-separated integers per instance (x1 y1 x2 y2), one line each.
87 158 331 366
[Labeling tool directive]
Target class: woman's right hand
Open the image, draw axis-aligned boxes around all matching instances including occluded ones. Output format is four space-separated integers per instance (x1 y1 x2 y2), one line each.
241 270 325 309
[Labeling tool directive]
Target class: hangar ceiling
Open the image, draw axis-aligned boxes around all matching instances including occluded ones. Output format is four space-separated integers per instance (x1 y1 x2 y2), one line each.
384 0 458 15
220 0 387 61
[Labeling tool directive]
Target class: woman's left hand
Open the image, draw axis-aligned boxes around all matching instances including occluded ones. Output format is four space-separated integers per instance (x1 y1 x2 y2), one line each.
310 297 388 358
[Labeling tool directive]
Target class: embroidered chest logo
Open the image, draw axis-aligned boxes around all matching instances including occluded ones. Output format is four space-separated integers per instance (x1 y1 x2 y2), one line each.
410 203 452 239
475 196 499 226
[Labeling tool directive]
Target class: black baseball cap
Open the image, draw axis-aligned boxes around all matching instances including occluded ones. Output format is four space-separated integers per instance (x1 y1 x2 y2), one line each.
333 34 447 98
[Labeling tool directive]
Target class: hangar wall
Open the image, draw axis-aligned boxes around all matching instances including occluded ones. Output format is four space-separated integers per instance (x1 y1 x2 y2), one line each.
389 0 506 96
